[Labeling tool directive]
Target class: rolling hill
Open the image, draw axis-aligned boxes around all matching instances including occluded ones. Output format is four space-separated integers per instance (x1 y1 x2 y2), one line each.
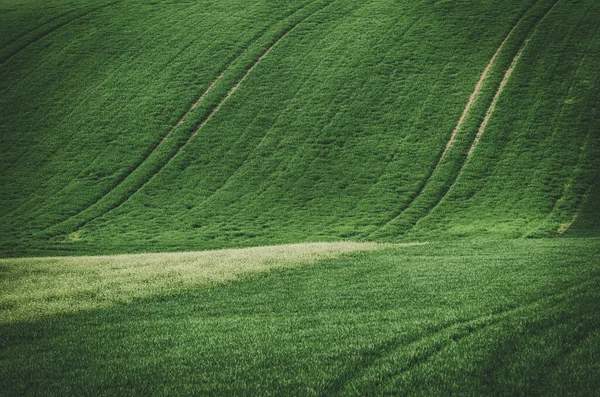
1 0 599 394
1 0 598 256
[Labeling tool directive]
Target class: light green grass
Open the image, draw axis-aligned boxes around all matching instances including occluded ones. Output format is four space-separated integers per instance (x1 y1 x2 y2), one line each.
0 242 389 324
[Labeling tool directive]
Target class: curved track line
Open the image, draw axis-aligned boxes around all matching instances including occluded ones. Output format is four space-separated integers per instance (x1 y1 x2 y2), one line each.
407 43 529 233
405 0 563 237
45 1 319 234
0 1 120 65
366 13 528 238
51 0 331 234
440 27 517 160
0 2 211 222
323 276 598 394
0 8 79 52
110 0 335 207
558 209 581 235
202 0 373 213
368 0 564 239
546 22 600 235
467 44 527 157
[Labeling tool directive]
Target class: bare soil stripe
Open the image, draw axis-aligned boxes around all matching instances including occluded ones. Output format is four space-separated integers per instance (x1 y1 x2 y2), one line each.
467 43 527 157
440 26 518 160
367 19 524 238
368 0 561 238
404 0 563 235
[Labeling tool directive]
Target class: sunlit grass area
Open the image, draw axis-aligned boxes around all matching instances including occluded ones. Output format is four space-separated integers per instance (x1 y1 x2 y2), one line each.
0 242 389 324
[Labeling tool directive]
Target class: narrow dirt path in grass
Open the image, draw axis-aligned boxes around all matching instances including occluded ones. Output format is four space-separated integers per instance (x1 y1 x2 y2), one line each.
402 0 563 237
367 16 526 238
92 0 336 218
467 43 527 157
368 0 563 239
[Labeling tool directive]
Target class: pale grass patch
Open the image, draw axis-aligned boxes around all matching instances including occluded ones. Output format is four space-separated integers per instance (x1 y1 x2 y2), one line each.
0 242 403 324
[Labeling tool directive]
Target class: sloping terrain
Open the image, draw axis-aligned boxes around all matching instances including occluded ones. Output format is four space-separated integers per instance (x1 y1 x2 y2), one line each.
1 0 598 256
1 0 600 394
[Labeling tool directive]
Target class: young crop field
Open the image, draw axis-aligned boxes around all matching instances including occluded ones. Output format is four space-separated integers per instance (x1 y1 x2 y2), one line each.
1 0 599 394
2 239 599 395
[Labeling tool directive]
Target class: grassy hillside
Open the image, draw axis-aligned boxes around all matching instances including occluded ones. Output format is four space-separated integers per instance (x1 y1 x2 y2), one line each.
1 0 599 393
2 239 599 395
1 0 598 256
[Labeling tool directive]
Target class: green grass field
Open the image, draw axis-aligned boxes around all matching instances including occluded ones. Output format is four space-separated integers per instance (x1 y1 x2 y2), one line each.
1 0 599 394
2 239 599 395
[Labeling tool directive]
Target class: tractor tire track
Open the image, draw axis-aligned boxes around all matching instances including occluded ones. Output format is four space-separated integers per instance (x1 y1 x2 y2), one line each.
405 0 564 236
0 1 121 66
440 24 520 160
110 0 336 212
407 40 531 234
200 0 372 215
468 42 528 157
368 0 559 239
48 0 330 235
366 8 529 238
0 8 80 53
0 2 210 222
322 276 599 395
544 23 600 236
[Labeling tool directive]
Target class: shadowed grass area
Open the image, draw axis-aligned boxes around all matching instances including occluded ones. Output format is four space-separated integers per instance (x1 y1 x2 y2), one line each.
1 238 598 395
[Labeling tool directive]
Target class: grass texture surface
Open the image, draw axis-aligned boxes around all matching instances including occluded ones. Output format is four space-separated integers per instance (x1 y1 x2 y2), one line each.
1 0 598 255
1 239 599 395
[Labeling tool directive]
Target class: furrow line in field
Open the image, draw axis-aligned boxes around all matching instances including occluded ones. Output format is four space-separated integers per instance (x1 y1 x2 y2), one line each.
0 8 79 53
203 0 373 213
440 25 518 160
0 2 210 224
549 22 600 235
366 2 532 239
98 1 334 214
47 0 332 236
0 1 120 66
467 44 527 157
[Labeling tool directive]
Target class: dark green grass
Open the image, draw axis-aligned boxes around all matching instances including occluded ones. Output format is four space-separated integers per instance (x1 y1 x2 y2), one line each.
3 0 598 256
407 0 600 241
1 238 599 395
